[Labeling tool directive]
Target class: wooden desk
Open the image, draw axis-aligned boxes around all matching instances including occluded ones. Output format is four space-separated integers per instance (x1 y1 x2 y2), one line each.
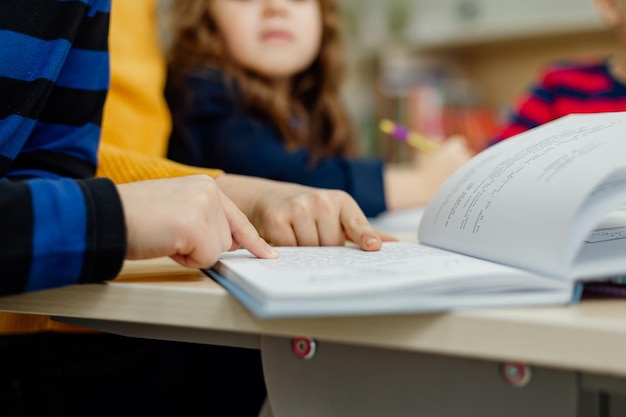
0 256 626 416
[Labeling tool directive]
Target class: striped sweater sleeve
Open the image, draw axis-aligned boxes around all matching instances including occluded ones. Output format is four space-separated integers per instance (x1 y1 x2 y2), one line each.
0 178 124 295
0 0 126 295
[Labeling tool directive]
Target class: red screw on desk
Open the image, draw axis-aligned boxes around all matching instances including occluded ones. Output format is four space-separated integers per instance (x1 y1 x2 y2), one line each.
292 337 316 360
500 362 532 387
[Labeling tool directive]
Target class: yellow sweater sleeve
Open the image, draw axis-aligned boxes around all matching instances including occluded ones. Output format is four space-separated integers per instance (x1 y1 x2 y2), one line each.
0 313 100 334
96 143 223 183
100 0 171 156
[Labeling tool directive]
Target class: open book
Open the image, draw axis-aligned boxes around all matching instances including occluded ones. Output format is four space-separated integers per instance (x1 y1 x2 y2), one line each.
205 112 626 318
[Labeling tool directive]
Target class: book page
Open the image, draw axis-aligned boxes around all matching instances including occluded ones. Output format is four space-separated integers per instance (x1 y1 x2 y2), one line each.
418 112 626 278
212 242 569 300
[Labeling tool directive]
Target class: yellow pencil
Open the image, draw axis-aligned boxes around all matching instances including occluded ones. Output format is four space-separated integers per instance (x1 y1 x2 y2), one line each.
379 119 439 153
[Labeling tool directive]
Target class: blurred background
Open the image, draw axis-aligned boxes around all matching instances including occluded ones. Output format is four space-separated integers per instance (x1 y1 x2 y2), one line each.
337 0 615 161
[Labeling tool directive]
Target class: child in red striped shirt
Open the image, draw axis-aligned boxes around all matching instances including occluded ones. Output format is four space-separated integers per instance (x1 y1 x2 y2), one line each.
492 0 626 143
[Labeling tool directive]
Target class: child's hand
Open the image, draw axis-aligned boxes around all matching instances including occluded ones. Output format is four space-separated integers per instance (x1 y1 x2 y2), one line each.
414 135 473 197
385 135 473 210
216 174 393 250
117 175 278 268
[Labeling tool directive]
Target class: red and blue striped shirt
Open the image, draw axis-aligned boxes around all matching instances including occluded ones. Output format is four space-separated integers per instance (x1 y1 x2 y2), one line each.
493 58 626 143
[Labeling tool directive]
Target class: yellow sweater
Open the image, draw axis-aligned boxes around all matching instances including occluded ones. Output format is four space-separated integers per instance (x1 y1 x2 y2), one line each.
0 0 222 334
101 0 170 157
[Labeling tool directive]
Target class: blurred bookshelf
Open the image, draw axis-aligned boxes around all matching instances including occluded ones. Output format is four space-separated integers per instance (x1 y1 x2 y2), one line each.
339 0 616 162
373 51 500 162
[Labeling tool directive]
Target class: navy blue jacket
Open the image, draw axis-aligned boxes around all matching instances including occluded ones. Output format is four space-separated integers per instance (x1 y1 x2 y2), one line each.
166 69 387 217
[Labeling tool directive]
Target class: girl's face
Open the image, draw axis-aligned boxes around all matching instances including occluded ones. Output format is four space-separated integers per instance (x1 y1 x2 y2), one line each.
210 0 323 82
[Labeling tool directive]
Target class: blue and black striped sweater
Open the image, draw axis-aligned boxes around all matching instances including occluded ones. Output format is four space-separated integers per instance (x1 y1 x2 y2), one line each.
0 0 125 295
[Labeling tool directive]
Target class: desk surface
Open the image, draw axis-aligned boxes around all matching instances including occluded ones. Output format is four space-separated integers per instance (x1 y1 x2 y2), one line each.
0 256 625 378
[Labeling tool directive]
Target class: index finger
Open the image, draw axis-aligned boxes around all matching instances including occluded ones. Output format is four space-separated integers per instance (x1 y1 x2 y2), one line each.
219 190 279 259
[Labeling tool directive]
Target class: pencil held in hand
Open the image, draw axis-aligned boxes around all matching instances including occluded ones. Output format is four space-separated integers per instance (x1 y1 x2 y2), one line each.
379 119 439 153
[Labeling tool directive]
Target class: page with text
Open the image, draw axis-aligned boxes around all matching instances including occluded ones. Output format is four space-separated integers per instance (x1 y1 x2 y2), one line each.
419 112 626 278
213 243 570 300
209 243 574 317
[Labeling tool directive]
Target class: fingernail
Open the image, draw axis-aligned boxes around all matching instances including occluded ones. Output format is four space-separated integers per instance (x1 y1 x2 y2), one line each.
365 236 379 247
267 244 280 257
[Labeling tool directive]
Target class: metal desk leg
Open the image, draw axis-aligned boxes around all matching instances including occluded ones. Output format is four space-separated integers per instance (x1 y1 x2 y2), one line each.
261 336 577 417
258 399 274 417
579 374 626 417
